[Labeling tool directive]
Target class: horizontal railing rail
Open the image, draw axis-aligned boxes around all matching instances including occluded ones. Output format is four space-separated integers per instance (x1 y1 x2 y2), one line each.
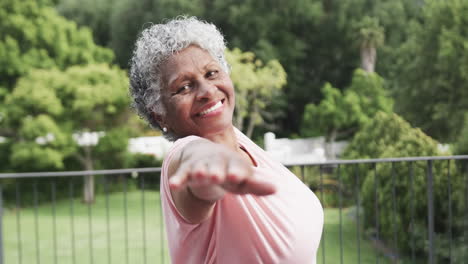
283 155 468 166
0 167 162 179
0 155 467 264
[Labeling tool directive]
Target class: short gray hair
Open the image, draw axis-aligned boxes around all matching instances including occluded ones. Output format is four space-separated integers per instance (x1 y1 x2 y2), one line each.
129 16 229 141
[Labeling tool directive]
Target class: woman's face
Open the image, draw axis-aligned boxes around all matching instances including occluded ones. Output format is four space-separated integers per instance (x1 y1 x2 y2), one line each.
157 45 235 139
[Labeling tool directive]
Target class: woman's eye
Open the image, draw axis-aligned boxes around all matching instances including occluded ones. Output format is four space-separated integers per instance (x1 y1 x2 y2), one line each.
174 84 191 95
206 70 218 79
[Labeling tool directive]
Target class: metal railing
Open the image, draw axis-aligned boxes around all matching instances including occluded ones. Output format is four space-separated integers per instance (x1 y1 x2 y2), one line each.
0 155 467 264
285 155 468 264
0 167 166 264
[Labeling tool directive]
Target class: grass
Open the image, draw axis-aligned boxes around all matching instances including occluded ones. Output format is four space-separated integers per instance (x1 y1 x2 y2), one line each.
317 208 393 264
3 190 170 264
3 190 396 264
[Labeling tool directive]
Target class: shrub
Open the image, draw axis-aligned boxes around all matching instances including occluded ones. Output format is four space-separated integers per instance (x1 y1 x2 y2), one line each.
343 112 466 262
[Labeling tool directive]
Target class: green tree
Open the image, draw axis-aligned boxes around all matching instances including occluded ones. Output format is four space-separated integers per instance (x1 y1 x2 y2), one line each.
226 48 287 138
54 0 424 138
217 0 419 136
108 0 205 67
5 64 131 203
57 0 113 46
343 112 465 262
208 0 339 136
301 69 393 158
335 0 421 79
355 16 385 73
56 0 328 135
0 0 114 142
0 0 113 89
394 0 468 142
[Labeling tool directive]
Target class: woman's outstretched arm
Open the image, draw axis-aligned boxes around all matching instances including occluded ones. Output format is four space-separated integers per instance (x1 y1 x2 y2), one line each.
167 138 276 223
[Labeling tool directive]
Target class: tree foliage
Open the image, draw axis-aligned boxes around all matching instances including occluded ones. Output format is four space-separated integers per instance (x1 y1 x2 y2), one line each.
355 16 385 73
335 0 421 78
109 0 205 67
4 63 131 203
343 112 466 262
301 69 393 143
394 0 468 141
53 0 429 138
0 0 113 89
0 0 115 146
4 64 130 171
56 0 113 46
226 48 287 137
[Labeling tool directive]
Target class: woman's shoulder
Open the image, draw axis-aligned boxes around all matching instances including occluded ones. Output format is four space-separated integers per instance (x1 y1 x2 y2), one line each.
163 135 201 162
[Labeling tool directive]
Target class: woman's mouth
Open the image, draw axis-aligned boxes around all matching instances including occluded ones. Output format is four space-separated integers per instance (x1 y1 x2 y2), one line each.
197 99 224 117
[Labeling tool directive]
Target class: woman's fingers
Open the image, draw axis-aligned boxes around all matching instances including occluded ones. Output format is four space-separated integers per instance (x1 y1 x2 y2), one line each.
171 158 227 190
189 160 209 186
171 155 276 197
205 159 226 184
226 159 251 184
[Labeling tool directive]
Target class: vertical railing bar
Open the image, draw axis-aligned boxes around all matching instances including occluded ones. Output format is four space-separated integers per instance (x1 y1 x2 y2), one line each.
69 178 76 264
409 162 415 263
15 181 22 264
87 178 94 264
355 164 361 264
447 160 452 263
319 165 325 264
159 174 164 264
141 174 147 264
464 163 468 264
51 180 57 264
374 163 379 264
0 182 4 264
427 160 435 264
104 176 111 264
33 181 40 264
338 164 343 264
391 162 398 260
124 175 129 264
300 166 305 182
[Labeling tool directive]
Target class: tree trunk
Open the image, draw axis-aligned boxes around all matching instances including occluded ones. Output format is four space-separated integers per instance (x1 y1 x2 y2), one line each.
234 109 243 131
245 105 259 138
83 174 95 204
361 44 376 73
82 146 95 204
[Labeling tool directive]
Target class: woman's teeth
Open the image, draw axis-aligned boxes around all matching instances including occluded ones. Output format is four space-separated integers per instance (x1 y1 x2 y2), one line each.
199 101 222 116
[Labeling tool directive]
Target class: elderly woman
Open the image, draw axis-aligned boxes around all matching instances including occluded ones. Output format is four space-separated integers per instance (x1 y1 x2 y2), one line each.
129 17 323 264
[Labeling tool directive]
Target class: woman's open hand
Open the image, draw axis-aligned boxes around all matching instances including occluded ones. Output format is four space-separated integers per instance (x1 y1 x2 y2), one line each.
168 139 276 202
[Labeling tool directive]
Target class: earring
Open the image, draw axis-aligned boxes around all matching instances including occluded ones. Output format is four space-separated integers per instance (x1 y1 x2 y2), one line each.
162 127 167 133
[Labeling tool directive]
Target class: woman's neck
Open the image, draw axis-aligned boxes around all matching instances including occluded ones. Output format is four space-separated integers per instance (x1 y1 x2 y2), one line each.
203 125 238 151
203 125 256 166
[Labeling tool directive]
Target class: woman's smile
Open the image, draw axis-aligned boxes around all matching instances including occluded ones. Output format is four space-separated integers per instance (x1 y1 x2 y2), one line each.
196 99 225 117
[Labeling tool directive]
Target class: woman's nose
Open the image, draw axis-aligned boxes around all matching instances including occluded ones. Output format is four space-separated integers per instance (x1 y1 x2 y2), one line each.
195 81 217 101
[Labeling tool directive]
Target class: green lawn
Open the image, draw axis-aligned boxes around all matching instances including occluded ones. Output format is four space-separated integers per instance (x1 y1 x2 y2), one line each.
4 190 170 264
3 191 395 264
317 208 393 264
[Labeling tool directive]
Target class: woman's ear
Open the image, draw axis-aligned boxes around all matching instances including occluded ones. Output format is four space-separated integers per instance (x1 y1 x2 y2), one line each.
151 112 166 129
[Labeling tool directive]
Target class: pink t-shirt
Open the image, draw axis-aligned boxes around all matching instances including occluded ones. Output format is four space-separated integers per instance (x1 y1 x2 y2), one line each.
161 129 324 264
